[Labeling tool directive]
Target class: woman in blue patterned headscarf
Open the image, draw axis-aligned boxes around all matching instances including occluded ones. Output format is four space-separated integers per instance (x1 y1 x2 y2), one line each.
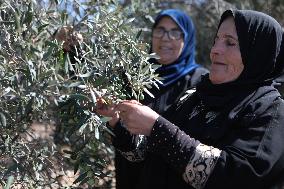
150 9 205 87
142 9 208 113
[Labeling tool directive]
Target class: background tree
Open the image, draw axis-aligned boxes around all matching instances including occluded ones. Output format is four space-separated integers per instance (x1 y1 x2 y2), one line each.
0 0 160 187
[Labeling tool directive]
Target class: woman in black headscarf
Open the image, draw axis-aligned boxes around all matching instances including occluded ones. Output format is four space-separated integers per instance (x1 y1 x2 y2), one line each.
112 9 284 188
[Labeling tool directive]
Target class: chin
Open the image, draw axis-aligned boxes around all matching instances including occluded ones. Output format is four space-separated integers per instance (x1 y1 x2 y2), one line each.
209 75 223 84
210 80 222 84
159 60 174 65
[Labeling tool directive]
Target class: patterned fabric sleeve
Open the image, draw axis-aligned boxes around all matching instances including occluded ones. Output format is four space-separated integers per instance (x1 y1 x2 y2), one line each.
147 116 222 189
112 122 147 162
117 134 147 162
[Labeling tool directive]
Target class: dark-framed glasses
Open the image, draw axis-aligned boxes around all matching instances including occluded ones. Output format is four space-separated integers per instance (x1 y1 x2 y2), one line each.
152 27 183 40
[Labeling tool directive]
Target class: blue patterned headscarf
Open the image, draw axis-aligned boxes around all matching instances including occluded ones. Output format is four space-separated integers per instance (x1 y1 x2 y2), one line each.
151 9 201 86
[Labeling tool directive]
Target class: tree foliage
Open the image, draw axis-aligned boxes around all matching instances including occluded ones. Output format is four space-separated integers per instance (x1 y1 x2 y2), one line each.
0 0 160 187
1 0 284 188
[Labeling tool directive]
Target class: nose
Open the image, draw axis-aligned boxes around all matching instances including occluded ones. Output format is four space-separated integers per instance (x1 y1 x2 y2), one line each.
210 40 224 55
161 31 171 41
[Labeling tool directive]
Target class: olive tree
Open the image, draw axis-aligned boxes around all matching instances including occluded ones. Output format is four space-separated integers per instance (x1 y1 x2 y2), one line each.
0 0 160 187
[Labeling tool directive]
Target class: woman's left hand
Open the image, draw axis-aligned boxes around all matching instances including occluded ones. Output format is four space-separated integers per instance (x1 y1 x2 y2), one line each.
95 97 120 128
116 100 159 136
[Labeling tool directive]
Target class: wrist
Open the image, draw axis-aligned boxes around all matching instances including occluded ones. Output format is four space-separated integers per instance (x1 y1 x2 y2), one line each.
108 117 119 128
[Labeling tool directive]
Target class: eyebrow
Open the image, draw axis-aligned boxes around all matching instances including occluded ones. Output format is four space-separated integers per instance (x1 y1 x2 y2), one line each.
223 34 238 41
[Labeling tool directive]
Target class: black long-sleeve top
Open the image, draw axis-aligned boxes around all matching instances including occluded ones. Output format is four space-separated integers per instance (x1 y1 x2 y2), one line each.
113 86 284 189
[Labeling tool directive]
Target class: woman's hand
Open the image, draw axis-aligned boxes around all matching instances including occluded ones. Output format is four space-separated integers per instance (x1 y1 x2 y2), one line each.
115 100 159 136
54 26 83 51
96 97 119 128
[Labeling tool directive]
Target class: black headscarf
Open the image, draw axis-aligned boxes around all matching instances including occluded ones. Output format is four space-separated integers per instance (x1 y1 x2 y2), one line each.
273 32 284 90
196 9 284 108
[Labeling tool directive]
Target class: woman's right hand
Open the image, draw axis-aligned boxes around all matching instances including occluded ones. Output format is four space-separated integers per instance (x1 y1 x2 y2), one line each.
96 97 119 128
54 26 83 51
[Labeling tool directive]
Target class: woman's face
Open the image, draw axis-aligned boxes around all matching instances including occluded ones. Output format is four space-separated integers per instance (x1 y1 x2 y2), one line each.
152 16 184 65
209 17 244 84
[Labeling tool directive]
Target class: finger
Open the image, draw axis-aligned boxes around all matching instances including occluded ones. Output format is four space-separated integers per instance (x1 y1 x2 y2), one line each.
96 104 112 113
96 97 108 108
120 99 141 105
95 103 107 111
97 97 107 104
128 100 142 105
95 108 108 116
115 101 135 112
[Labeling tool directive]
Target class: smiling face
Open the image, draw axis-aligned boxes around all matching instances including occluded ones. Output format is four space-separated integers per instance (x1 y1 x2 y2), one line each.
152 16 184 65
209 17 244 84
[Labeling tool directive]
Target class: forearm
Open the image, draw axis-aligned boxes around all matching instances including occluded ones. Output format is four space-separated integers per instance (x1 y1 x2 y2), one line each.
147 116 221 189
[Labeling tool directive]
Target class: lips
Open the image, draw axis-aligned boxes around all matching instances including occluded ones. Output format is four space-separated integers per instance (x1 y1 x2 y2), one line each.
211 61 227 71
159 46 173 54
159 46 172 50
212 61 226 65
160 46 171 49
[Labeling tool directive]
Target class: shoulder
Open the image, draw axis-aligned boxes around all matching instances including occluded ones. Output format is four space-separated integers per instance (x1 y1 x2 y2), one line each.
187 67 209 87
174 88 199 112
193 66 209 76
244 87 284 118
179 88 196 102
194 66 209 75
